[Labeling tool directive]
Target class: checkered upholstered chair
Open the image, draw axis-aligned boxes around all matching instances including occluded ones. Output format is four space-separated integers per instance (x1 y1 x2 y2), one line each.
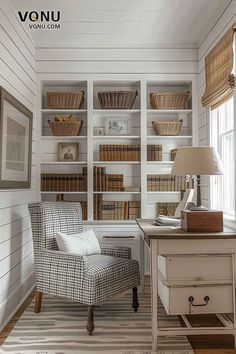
28 202 140 335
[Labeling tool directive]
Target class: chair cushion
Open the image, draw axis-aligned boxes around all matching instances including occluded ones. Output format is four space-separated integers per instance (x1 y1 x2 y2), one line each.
83 254 140 305
56 229 101 256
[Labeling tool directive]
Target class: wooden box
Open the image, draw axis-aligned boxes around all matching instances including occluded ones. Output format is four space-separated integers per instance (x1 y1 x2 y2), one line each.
181 210 223 232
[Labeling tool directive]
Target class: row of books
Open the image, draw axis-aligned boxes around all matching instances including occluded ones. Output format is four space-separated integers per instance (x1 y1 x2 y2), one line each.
147 145 162 161
94 166 124 191
94 195 140 220
157 202 179 216
41 170 87 192
147 174 187 191
99 145 140 161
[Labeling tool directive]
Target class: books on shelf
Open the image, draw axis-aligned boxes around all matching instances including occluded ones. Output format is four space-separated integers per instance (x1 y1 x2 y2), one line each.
147 174 187 191
147 144 162 161
93 197 140 220
94 166 124 191
41 168 87 192
99 144 140 161
157 202 179 216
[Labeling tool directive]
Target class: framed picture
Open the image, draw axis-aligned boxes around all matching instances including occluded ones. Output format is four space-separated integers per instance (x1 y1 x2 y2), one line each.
105 118 131 136
58 142 79 161
0 87 32 189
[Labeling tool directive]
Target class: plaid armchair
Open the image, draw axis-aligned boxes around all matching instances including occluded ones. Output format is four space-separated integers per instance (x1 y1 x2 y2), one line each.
28 202 140 335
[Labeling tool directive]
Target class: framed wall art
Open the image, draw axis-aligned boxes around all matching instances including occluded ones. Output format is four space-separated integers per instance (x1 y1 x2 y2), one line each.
58 142 79 161
0 87 32 189
105 118 131 136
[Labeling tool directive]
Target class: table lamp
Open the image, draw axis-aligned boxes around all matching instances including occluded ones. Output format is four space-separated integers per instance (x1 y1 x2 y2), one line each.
171 146 224 211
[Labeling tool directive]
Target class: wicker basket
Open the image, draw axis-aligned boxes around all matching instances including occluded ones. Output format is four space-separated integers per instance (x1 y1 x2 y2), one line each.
98 90 138 109
48 120 83 136
150 91 190 109
170 148 178 161
47 91 85 109
152 120 183 136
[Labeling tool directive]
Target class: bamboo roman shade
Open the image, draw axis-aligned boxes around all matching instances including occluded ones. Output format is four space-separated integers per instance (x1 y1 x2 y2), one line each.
201 26 235 109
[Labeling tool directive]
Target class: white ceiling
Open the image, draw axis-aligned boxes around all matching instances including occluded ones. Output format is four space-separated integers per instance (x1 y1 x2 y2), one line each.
10 0 232 48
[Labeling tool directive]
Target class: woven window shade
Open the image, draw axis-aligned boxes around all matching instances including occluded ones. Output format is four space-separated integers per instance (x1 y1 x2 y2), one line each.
201 26 235 109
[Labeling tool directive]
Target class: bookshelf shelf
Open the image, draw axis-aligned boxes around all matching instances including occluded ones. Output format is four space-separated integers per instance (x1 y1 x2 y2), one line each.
40 78 195 222
94 161 140 165
41 109 87 114
41 192 87 194
40 161 86 165
93 136 140 139
41 136 87 140
93 191 140 194
146 109 192 115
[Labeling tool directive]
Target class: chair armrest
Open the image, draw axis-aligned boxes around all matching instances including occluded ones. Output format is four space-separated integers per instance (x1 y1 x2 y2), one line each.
100 245 131 259
42 249 88 273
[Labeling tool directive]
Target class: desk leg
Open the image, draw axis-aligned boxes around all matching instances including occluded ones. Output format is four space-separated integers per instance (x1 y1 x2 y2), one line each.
232 252 236 348
140 231 145 295
151 239 158 352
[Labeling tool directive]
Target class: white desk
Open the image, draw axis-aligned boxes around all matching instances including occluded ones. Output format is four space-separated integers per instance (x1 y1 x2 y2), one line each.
137 219 236 352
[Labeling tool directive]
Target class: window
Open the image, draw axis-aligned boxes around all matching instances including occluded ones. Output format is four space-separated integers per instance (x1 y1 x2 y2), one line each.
211 97 235 219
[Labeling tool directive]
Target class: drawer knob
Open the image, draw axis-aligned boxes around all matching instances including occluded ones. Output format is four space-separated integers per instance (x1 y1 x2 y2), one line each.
188 296 210 307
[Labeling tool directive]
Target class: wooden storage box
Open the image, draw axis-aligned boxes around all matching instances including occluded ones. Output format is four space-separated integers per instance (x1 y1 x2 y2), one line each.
181 210 223 232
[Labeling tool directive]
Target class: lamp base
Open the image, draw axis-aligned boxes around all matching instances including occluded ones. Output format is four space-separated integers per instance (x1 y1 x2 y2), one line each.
189 205 209 211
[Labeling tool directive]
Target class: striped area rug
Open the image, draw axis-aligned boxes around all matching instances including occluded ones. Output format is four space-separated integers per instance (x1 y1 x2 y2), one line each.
0 287 193 354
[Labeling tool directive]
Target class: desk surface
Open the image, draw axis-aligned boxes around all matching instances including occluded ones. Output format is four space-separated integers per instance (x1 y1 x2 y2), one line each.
136 219 236 240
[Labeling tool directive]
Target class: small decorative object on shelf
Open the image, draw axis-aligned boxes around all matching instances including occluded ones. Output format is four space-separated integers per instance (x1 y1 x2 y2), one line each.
152 120 183 136
105 118 131 135
170 148 178 161
48 116 83 136
150 91 190 109
47 91 85 109
181 210 223 232
58 142 79 161
147 144 162 161
98 90 138 109
96 128 104 136
99 144 140 161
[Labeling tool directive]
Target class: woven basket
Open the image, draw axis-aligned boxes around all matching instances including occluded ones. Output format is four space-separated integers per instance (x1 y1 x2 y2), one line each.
150 91 190 109
152 120 183 136
170 148 178 161
48 120 83 136
47 91 85 109
98 90 138 109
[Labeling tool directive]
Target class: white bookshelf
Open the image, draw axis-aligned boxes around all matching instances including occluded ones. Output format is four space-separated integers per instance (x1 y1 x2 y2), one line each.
39 78 195 222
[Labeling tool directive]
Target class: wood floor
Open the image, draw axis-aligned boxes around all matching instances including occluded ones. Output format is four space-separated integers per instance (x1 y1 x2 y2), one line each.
0 291 236 354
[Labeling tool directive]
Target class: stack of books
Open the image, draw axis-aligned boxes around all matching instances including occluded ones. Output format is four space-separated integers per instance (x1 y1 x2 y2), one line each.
154 215 181 226
93 196 140 220
94 166 124 191
157 202 179 216
147 144 162 161
99 145 140 161
41 168 87 192
147 174 187 191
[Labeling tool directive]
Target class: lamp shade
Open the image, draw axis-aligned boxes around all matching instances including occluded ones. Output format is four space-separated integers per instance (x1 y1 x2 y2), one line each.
171 146 224 176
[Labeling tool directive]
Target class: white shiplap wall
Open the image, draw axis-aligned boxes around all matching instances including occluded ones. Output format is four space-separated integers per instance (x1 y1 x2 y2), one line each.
0 0 36 331
198 0 236 208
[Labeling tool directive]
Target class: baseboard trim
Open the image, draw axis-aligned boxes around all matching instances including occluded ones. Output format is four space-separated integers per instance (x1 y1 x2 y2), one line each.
0 271 35 333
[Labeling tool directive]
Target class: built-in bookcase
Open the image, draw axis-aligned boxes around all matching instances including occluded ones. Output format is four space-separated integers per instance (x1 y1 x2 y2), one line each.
39 79 195 223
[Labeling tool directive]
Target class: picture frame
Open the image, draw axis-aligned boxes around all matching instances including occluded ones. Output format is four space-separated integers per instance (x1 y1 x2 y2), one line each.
58 142 79 161
105 118 131 136
0 87 32 189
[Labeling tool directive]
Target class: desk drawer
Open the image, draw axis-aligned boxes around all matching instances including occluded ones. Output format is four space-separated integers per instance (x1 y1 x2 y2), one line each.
158 254 232 283
158 277 233 315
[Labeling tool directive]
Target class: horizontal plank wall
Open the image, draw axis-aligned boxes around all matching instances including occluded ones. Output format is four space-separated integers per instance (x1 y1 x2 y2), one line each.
0 0 36 331
198 0 236 208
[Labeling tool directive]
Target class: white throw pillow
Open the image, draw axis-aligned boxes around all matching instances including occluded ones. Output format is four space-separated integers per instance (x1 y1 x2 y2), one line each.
55 229 101 256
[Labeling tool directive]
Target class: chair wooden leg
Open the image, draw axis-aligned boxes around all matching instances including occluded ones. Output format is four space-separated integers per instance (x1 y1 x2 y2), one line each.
35 291 43 313
132 287 139 312
86 305 94 335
